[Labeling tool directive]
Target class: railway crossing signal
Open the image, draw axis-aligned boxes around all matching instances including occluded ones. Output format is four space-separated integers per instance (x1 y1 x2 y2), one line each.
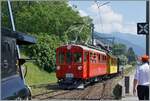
137 23 149 35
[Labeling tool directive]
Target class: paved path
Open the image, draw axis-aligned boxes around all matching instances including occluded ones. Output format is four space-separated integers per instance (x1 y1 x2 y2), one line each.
121 69 139 100
121 96 138 101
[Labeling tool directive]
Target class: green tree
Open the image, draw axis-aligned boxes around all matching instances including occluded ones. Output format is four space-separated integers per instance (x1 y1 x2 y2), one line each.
2 1 92 42
118 55 128 65
112 43 127 56
1 1 92 72
25 33 62 72
112 43 128 65
126 47 136 65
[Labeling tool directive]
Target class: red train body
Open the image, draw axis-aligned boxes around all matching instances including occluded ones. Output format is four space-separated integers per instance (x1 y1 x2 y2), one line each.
56 44 119 88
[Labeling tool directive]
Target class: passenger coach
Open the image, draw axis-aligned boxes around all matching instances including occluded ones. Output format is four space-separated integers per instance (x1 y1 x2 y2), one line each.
56 44 119 89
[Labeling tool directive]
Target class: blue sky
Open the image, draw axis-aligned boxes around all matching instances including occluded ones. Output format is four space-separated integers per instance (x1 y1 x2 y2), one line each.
69 0 146 34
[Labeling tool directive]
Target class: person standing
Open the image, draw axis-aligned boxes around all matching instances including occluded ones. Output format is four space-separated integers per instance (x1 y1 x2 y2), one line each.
133 55 150 100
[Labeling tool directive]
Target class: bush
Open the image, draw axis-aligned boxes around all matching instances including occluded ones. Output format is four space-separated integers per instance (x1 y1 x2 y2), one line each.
26 33 62 72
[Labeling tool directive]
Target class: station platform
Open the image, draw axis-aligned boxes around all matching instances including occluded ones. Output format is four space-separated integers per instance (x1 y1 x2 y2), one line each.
121 95 138 101
119 70 139 101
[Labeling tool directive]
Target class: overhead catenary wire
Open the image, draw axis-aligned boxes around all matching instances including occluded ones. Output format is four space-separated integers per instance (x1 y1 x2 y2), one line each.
95 1 104 33
94 1 110 33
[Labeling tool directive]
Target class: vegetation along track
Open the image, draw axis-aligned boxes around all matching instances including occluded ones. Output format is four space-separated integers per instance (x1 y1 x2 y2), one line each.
31 75 122 100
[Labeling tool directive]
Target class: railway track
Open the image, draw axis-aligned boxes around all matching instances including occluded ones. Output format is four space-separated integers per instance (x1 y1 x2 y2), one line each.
31 75 122 100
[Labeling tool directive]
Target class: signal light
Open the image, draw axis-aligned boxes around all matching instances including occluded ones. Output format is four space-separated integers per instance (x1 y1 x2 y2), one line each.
77 66 82 71
57 66 60 70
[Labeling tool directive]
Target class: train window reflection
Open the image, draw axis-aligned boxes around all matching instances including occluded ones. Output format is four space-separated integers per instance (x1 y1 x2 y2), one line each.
58 52 64 64
66 52 72 64
74 52 82 63
84 52 88 62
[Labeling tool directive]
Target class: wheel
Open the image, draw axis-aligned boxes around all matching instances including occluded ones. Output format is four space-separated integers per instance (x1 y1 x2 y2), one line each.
22 86 32 100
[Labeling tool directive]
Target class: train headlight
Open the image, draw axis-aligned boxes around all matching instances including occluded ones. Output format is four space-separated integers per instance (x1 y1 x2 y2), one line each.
57 66 60 70
77 66 82 71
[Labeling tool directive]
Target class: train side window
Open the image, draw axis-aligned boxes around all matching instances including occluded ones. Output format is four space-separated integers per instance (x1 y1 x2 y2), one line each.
112 59 116 66
114 59 115 65
112 59 114 66
102 55 107 62
58 52 65 64
102 55 105 61
111 59 112 65
90 52 93 62
93 53 96 63
98 54 101 63
114 59 116 65
84 52 88 62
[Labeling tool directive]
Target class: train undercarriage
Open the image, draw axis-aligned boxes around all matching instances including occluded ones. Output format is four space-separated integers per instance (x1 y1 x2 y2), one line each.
58 72 122 90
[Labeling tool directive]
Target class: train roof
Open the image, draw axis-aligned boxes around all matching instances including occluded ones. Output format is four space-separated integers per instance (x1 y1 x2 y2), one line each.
58 44 107 55
77 44 106 55
1 27 36 45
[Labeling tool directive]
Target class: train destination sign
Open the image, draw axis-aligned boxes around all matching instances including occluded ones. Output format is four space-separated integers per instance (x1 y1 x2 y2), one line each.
137 23 149 35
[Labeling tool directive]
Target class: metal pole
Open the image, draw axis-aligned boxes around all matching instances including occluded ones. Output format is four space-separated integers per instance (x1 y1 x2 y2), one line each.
7 0 21 58
91 23 94 45
146 1 149 56
7 0 22 58
7 0 15 31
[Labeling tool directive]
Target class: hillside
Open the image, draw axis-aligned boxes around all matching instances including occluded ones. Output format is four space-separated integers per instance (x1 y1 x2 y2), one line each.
94 32 146 56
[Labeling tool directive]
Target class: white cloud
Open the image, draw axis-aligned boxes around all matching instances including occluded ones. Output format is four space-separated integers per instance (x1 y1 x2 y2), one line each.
68 2 88 17
89 3 137 34
78 10 88 17
122 23 137 34
67 2 73 7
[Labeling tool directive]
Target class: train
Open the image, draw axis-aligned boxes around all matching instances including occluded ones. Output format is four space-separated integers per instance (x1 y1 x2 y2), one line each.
56 44 120 89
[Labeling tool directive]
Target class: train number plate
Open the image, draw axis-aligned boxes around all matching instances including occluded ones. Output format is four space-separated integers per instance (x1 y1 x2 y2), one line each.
66 73 74 78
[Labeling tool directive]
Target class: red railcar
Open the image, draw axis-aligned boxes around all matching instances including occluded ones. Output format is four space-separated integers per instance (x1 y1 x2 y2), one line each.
56 44 116 89
56 44 120 89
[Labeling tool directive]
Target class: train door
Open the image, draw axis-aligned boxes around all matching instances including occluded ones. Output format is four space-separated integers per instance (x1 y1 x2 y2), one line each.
66 50 72 73
65 46 76 79
71 49 83 78
83 51 88 79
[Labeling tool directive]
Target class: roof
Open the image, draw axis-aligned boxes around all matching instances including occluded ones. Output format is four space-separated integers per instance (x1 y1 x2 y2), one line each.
77 44 106 55
1 28 36 45
59 44 107 55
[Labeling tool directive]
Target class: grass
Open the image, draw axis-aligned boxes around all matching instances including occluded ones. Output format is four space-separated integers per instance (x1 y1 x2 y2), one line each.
24 62 57 85
20 53 57 85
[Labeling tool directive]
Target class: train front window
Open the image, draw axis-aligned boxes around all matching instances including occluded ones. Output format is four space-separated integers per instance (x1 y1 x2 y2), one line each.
58 52 64 64
66 52 72 64
73 52 82 63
